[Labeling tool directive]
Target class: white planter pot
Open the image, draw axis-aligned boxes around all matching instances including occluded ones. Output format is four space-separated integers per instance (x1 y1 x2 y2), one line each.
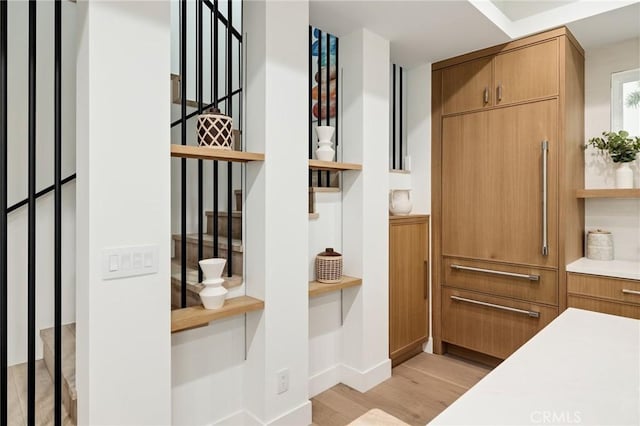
200 286 228 310
389 189 412 215
199 258 226 286
316 126 335 162
615 163 634 189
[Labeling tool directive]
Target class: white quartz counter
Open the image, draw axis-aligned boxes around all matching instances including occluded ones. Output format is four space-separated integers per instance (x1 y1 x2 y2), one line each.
429 308 640 426
567 257 640 281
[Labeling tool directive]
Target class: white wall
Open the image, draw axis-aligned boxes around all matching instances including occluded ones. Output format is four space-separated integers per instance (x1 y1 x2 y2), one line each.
584 37 640 261
75 1 172 424
7 0 77 366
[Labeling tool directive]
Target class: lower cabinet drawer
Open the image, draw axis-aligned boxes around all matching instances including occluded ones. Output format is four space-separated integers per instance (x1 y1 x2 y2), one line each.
567 273 640 306
442 287 558 359
444 257 557 305
568 295 640 320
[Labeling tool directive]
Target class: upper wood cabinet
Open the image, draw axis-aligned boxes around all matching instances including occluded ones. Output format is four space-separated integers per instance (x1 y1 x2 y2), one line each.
494 39 559 106
442 57 492 115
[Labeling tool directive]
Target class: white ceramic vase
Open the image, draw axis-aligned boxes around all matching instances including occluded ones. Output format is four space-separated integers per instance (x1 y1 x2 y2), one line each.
389 189 412 215
316 126 335 162
615 163 633 189
198 258 228 309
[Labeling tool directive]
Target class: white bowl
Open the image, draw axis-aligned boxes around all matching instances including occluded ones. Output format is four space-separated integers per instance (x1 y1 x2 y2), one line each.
199 286 228 310
199 258 226 282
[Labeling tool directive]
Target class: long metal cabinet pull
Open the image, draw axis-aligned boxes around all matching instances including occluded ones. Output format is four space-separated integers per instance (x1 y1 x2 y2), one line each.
483 87 489 104
497 84 503 101
622 289 640 296
541 140 549 256
450 264 539 281
451 295 540 318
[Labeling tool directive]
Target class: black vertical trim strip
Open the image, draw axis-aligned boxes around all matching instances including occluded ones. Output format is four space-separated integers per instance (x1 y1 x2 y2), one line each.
210 11 213 103
213 0 219 258
335 36 339 149
27 1 36 423
197 0 204 283
54 1 62 424
392 64 396 169
399 66 403 170
308 26 312 187
325 34 330 185
180 0 187 308
226 0 232 278
316 30 322 187
0 1 7 423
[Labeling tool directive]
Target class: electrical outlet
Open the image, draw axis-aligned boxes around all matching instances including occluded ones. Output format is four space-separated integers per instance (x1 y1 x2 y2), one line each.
277 368 289 394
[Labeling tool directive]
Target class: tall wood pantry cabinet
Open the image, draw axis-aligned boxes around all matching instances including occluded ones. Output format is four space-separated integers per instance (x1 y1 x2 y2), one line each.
431 27 585 361
389 215 429 366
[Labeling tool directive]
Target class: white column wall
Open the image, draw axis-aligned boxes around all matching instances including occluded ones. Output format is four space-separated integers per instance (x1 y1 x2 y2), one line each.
75 1 172 424
341 28 391 392
243 0 311 424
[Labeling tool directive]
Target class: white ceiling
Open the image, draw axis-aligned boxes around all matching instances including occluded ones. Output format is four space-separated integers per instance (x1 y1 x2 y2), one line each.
309 0 640 67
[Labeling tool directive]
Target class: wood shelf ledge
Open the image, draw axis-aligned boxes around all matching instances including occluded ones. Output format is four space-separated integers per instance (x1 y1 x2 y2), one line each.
309 159 362 171
576 189 640 199
171 145 264 162
309 275 362 298
171 296 264 333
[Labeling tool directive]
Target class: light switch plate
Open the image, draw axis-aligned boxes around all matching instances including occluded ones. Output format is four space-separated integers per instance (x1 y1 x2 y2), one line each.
102 245 159 280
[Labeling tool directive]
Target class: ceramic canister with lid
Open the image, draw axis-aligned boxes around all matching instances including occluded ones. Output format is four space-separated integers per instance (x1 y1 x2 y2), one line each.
315 248 343 283
586 230 614 261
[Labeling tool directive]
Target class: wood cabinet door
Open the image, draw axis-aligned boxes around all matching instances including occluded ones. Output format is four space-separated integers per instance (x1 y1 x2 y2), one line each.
442 99 558 267
442 57 492 115
389 218 428 362
494 39 559 106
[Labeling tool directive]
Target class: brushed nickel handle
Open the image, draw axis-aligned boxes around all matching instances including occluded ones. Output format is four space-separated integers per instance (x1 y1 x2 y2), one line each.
497 83 503 101
483 87 489 104
622 289 640 296
451 295 540 318
450 264 539 281
424 260 429 300
541 140 549 256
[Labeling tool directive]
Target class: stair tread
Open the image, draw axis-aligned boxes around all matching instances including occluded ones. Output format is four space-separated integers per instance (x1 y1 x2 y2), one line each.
170 261 243 290
172 233 243 250
40 324 77 400
204 210 242 218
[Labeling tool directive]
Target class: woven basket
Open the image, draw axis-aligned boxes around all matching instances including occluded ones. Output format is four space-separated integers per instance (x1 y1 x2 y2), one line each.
197 107 233 149
315 248 343 283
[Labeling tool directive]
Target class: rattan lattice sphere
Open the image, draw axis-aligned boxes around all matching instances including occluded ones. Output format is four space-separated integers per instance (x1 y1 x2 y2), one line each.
197 108 233 149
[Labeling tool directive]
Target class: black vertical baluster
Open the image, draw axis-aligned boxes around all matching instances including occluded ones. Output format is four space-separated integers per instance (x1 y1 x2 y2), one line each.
325 34 330 185
54 0 62 424
180 0 187 308
399 66 403 170
308 26 312 188
392 64 396 169
213 0 219 259
316 30 322 187
27 1 36 424
0 0 7 423
197 0 204 283
335 36 339 188
226 0 232 278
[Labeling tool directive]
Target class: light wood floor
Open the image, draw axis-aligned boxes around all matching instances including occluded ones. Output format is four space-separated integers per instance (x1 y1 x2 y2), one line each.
311 353 491 426
8 360 73 426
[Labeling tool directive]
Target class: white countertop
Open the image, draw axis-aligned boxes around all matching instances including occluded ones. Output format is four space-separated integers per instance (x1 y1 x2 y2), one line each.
567 257 640 281
429 308 640 426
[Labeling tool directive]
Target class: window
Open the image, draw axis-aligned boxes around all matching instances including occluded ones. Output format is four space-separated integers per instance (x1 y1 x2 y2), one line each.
611 68 640 136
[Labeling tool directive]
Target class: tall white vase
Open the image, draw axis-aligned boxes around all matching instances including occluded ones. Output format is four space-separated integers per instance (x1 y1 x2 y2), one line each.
316 126 335 162
615 163 633 189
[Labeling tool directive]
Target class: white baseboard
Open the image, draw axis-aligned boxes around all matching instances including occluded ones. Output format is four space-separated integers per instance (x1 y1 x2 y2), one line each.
244 400 312 426
214 410 249 426
423 337 433 354
339 359 391 393
309 365 341 398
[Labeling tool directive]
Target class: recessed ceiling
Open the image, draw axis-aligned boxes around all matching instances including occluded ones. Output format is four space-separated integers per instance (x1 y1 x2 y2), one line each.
309 0 640 68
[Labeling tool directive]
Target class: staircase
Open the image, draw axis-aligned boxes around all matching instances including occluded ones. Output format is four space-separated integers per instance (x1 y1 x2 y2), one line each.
40 324 77 425
171 210 243 309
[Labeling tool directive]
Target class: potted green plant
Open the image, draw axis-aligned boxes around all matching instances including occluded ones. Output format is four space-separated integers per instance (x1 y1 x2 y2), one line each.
586 130 640 188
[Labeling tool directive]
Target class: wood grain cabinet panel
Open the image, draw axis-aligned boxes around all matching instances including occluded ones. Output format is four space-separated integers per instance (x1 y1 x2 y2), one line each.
442 99 558 268
568 295 640 320
389 216 429 366
444 257 558 305
442 57 492 115
494 40 559 106
567 273 640 319
442 287 557 359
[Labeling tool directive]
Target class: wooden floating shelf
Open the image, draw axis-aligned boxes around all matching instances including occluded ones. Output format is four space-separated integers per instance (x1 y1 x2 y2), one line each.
576 189 640 199
309 275 362 298
310 186 341 193
309 159 362 172
171 296 264 333
171 145 265 162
